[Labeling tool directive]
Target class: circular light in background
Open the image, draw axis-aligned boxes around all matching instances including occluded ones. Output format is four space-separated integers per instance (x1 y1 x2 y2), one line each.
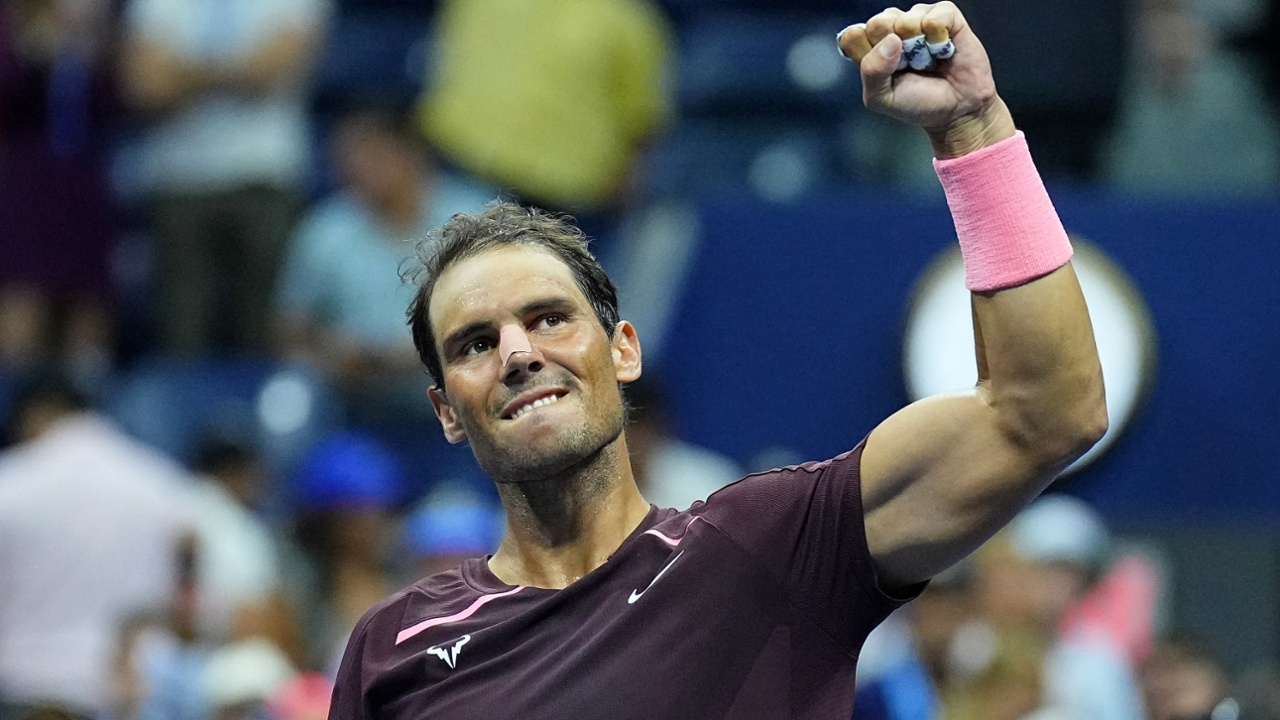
786 33 845 93
902 238 1157 474
257 370 315 436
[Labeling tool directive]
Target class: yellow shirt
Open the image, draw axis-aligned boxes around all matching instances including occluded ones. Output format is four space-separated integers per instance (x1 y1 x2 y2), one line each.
419 0 672 211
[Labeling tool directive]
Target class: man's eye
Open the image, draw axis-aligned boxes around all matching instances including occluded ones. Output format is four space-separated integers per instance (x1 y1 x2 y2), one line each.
463 339 494 356
540 314 565 328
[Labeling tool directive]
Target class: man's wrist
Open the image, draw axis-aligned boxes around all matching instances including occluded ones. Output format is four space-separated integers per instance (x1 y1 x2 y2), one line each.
927 97 1017 159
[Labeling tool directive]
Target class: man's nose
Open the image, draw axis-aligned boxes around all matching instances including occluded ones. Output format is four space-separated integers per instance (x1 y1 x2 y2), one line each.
498 323 542 379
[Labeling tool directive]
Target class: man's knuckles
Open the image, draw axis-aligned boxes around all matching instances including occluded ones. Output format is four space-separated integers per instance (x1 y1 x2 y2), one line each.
863 10 901 45
837 24 873 63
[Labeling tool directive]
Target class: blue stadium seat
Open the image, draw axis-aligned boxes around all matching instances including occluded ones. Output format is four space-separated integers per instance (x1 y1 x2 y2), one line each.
0 371 14 436
646 117 847 199
336 0 439 10
675 11 859 117
313 8 434 111
658 0 852 18
104 357 342 477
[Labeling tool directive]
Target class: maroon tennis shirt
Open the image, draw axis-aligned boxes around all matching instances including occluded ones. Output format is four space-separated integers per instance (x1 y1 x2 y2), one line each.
330 441 921 719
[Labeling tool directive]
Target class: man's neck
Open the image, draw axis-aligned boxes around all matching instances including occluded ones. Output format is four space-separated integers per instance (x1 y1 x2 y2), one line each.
488 438 650 590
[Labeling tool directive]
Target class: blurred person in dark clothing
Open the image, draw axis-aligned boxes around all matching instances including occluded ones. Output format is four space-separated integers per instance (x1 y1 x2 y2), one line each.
119 0 329 355
0 0 119 381
1227 0 1280 159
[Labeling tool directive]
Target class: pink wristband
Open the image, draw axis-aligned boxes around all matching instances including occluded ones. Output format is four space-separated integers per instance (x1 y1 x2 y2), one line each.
933 131 1072 292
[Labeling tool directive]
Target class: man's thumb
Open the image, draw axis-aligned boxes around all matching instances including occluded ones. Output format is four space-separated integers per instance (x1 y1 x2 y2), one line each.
860 34 902 104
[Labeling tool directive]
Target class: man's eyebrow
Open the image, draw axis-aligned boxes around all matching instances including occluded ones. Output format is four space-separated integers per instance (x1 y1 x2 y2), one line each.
441 320 494 356
518 296 578 316
440 296 580 356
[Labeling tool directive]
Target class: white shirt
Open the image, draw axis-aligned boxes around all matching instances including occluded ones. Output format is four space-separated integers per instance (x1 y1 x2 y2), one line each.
1045 628 1146 720
124 0 331 192
189 480 280 639
0 415 193 713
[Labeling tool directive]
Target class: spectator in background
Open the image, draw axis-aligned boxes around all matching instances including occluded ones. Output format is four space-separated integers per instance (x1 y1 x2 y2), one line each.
946 630 1060 720
417 0 673 249
0 0 118 382
1104 0 1280 195
120 0 330 356
853 566 975 720
287 432 402 674
274 101 491 425
187 432 281 641
200 637 300 720
976 495 1146 720
624 377 742 511
401 483 503 582
0 374 194 719
1141 634 1240 720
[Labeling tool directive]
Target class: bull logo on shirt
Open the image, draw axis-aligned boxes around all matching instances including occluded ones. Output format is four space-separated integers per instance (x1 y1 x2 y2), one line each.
427 634 471 669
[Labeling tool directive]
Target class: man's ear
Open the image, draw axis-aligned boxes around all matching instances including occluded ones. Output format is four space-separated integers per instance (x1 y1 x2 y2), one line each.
428 386 467 444
611 321 642 383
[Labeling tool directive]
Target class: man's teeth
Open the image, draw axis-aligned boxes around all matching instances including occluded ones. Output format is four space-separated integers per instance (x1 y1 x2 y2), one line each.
512 394 560 419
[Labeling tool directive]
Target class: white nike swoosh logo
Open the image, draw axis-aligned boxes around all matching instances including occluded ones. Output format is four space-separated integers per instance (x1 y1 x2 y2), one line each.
628 550 684 604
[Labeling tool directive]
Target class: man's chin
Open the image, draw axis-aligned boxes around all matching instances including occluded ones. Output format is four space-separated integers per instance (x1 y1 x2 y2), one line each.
477 426 621 484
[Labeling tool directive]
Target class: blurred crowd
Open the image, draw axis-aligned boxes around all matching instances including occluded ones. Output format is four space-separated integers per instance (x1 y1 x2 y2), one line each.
1 0 1278 718
853 496 1280 720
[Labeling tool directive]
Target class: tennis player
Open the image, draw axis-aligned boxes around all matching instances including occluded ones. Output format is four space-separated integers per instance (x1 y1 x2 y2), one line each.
330 3 1106 717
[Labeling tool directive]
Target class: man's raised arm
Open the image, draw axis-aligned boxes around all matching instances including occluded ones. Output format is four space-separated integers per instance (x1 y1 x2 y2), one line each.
836 3 1108 589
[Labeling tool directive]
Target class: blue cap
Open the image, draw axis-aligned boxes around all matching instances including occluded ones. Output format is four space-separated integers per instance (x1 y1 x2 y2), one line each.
294 432 402 510
404 494 503 557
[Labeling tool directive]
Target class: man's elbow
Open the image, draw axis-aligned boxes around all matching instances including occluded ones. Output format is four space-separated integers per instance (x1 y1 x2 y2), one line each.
1066 390 1109 459
998 376 1108 468
1041 377 1109 466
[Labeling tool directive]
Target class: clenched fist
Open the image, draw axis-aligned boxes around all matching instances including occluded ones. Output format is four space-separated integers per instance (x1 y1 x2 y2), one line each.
836 2 1017 158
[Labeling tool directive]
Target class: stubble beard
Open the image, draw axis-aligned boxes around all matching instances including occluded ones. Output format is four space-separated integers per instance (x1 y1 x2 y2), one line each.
472 410 625 486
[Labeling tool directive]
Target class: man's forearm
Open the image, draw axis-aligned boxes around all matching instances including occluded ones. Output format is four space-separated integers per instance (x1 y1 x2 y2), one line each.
971 265 1107 468
225 28 319 95
122 29 317 112
934 112 1107 466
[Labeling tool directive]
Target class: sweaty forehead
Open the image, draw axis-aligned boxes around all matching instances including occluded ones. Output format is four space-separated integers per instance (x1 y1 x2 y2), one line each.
428 245 589 339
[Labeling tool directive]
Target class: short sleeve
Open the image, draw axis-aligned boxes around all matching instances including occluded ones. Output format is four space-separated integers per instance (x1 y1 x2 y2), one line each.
696 441 924 651
329 617 372 720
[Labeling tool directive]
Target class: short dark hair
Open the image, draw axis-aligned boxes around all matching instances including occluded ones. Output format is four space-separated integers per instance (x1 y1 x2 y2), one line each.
405 202 621 388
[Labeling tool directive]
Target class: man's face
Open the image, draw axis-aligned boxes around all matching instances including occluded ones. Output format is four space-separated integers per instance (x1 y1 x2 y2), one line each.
426 245 641 483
